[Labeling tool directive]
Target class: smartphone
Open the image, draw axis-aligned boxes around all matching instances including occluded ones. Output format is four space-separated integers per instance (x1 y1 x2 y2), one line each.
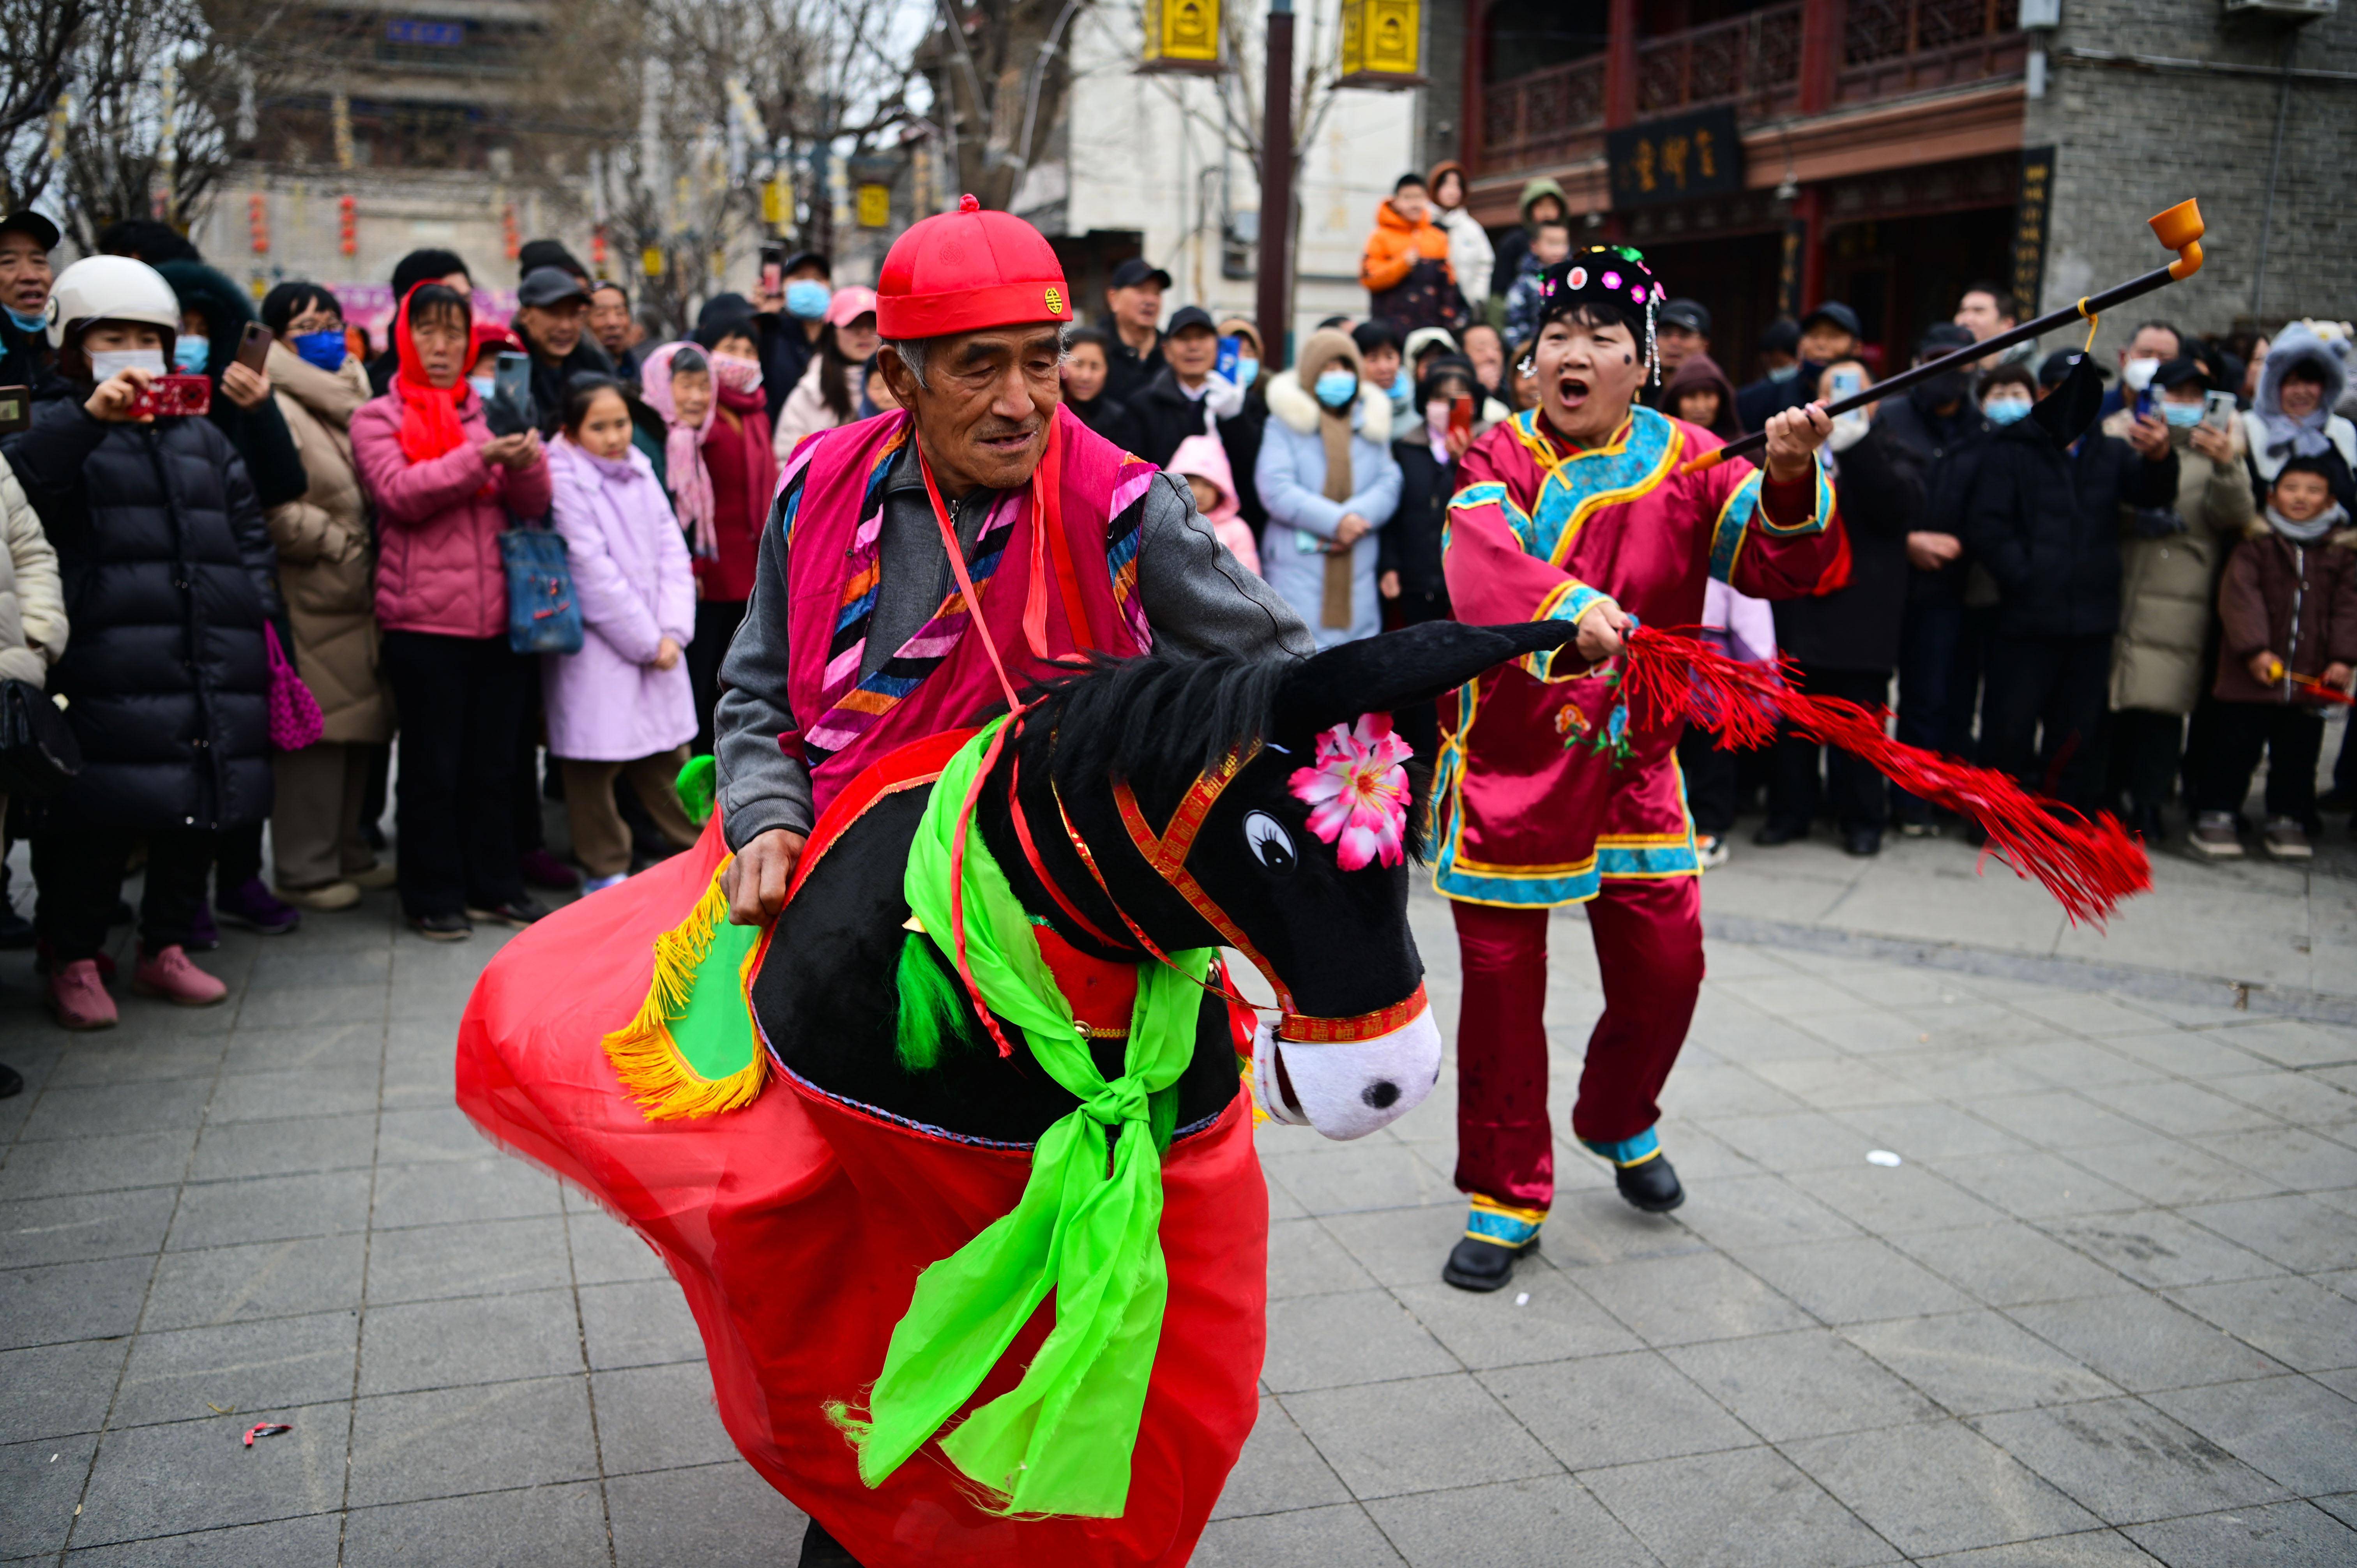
1214 335 1240 382
0 385 28 435
2202 389 2238 431
1829 367 1863 403
235 320 272 373
129 374 212 419
759 242 785 300
1449 394 1474 444
483 350 536 437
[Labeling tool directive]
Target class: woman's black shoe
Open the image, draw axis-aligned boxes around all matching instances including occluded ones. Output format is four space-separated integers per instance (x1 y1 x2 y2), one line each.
1616 1156 1685 1213
408 912 473 943
463 897 550 928
1842 826 1882 857
800 1517 863 1564
0 1061 22 1099
1442 1235 1533 1293
1752 820 1806 846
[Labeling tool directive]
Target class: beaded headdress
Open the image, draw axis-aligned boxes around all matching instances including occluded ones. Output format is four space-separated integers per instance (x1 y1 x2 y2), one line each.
1534 244 1663 385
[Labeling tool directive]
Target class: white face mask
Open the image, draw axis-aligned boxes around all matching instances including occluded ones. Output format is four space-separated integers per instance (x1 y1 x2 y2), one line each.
2122 356 2161 392
90 348 167 381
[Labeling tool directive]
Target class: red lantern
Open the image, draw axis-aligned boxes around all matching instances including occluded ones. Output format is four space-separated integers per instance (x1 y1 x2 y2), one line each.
591 225 607 271
502 203 520 262
248 193 269 256
338 194 357 258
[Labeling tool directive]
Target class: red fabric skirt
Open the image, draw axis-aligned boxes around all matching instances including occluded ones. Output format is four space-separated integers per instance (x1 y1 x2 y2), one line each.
455 821 1269 1566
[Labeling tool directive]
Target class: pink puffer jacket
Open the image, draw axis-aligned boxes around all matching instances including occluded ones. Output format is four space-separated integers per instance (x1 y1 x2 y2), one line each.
351 390 554 639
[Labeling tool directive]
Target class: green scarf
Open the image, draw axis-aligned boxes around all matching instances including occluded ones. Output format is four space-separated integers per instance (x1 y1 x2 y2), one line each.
841 719 1213 1518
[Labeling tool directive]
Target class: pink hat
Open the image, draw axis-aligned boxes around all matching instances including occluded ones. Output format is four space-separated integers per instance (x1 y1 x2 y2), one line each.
827 285 879 328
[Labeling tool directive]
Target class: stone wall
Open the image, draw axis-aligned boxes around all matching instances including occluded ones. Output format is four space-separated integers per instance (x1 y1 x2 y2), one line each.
2025 0 2357 360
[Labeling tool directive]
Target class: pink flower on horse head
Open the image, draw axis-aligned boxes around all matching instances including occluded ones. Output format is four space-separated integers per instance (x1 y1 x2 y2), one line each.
1288 715 1415 871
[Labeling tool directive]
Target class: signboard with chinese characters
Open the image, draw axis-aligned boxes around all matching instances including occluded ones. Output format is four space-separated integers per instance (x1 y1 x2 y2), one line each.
1339 0 1424 88
856 183 891 229
1140 0 1221 74
2011 146 2053 318
1604 106 1743 212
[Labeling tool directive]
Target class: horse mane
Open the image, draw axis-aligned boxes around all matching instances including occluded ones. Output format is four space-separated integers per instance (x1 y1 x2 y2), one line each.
1021 649 1432 863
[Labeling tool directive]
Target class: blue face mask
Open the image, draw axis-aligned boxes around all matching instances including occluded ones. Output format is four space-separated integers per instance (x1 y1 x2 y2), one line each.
2160 399 2206 428
1234 357 1258 391
1314 369 1358 410
784 280 830 321
292 329 347 373
467 374 496 403
173 336 209 374
1766 362 1801 384
1386 378 1413 413
4 305 44 335
1984 397 2031 426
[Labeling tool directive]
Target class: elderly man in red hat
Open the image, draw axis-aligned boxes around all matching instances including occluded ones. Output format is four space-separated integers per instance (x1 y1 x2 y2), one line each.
714 198 1309 918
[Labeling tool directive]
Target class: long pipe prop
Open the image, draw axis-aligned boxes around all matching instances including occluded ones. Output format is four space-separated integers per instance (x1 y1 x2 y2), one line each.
1682 198 2206 475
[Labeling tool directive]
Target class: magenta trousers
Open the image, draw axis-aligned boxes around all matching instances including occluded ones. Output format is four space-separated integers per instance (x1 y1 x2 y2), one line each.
1449 875 1705 1211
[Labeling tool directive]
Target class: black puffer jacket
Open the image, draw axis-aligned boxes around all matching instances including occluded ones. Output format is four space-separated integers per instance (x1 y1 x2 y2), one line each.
6 390 281 831
1958 369 2179 639
1772 431 1915 672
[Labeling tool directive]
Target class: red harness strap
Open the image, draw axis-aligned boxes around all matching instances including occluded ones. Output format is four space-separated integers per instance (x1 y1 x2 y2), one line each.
1007 750 1129 951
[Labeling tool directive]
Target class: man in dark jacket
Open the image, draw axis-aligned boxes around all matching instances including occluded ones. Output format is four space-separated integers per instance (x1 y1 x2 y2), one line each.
513 267 617 437
9 256 282 1026
1961 351 2179 810
1738 302 1860 433
1124 305 1229 468
751 249 830 424
0 210 59 394
1100 257 1170 406
1880 324 1991 831
1756 360 1915 855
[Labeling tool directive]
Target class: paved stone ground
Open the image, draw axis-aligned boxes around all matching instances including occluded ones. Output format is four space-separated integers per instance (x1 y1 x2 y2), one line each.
3 820 2356 1566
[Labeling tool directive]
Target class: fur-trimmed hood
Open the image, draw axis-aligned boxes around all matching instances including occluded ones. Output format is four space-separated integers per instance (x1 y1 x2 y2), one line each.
1264 366 1393 443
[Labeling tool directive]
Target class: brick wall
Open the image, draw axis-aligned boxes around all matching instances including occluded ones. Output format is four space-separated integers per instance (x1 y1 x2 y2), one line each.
2027 0 2357 360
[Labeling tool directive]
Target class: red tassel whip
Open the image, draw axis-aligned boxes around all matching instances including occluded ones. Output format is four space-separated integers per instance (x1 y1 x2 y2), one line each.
1614 625 2151 925
2288 672 2355 707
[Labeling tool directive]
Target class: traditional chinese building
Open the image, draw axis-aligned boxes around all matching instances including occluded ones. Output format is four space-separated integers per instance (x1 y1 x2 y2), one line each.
1425 0 2357 379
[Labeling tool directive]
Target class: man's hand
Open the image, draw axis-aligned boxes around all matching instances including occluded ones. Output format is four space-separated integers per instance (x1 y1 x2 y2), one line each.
1906 531 1963 571
481 431 543 469
2189 422 2234 464
724 828 807 925
1334 512 1371 547
2248 650 2284 686
86 366 154 424
653 636 682 671
1574 599 1630 664
1763 402 1834 482
1379 570 1401 600
220 361 270 411
2127 413 2171 461
2327 662 2353 694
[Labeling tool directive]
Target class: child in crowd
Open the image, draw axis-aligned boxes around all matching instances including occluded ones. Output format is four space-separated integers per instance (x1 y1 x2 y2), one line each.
1167 433 1258 577
2190 456 2357 860
541 378 700 893
12 257 279 1023
1503 217 1573 347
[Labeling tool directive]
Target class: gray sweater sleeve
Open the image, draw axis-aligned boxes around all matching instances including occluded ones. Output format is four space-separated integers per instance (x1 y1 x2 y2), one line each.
713 505 815 849
1134 471 1315 660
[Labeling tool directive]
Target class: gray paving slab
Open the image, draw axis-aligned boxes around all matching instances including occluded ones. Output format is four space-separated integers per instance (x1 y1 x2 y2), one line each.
1281 1372 1559 1499
605 1464 809 1568
1844 1310 2123 1416
1363 1474 1659 1568
1968 1397 2292 1525
71 1403 350 1547
1579 1444 1899 1568
1481 1349 1757 1469
1192 1500 1406 1566
111 1309 359 1427
61 1513 345 1566
2120 1499 2357 1566
1783 1418 2102 1558
1664 1327 1944 1441
342 1479 612 1568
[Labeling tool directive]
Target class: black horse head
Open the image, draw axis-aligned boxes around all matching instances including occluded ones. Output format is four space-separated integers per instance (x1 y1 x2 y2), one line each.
975 617 1580 1139
756 618 1578 1148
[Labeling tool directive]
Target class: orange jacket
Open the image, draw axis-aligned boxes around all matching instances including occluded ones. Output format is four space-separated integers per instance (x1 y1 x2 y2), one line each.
1359 200 1453 294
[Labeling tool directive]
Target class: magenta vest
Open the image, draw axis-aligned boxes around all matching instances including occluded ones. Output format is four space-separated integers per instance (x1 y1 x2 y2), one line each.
779 405 1158 815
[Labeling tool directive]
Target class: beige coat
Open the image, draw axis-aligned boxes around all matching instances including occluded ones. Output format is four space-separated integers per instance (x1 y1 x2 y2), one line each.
2106 413 2256 714
266 342 391 743
0 463 64 688
771 354 850 461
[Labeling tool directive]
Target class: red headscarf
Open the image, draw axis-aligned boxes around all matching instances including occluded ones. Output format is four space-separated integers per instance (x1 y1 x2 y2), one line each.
393 283 472 465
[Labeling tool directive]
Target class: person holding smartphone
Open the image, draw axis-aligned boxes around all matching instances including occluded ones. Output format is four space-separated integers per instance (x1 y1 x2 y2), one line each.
2103 357 2255 841
9 256 282 1025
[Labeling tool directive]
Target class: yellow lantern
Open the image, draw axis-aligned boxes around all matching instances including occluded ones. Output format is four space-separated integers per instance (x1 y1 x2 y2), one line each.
856 183 891 229
1339 0 1423 88
1140 0 1220 75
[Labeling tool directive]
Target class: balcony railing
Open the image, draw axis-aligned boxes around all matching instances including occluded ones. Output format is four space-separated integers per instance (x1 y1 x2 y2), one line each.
1474 0 2023 175
1634 2 1804 121
1480 53 1607 174
1838 0 2024 104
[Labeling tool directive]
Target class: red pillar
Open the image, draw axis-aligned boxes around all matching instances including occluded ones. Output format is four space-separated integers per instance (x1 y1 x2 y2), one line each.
1604 0 1640 127
1797 0 1839 116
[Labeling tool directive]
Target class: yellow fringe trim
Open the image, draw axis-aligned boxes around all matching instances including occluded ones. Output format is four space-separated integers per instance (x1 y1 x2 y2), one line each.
600 856 769 1121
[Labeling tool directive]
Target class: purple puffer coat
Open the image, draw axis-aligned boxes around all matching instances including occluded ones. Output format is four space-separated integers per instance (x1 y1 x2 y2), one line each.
540 437 696 761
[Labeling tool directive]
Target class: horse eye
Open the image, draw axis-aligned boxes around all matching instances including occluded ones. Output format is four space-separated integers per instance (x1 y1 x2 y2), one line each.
1244 811 1296 873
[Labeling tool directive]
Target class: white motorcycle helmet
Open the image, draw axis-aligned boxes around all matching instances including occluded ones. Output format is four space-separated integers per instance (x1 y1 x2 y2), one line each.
44 254 181 355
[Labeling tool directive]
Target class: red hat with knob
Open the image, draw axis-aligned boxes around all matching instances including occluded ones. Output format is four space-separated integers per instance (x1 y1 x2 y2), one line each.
875 193 1075 339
